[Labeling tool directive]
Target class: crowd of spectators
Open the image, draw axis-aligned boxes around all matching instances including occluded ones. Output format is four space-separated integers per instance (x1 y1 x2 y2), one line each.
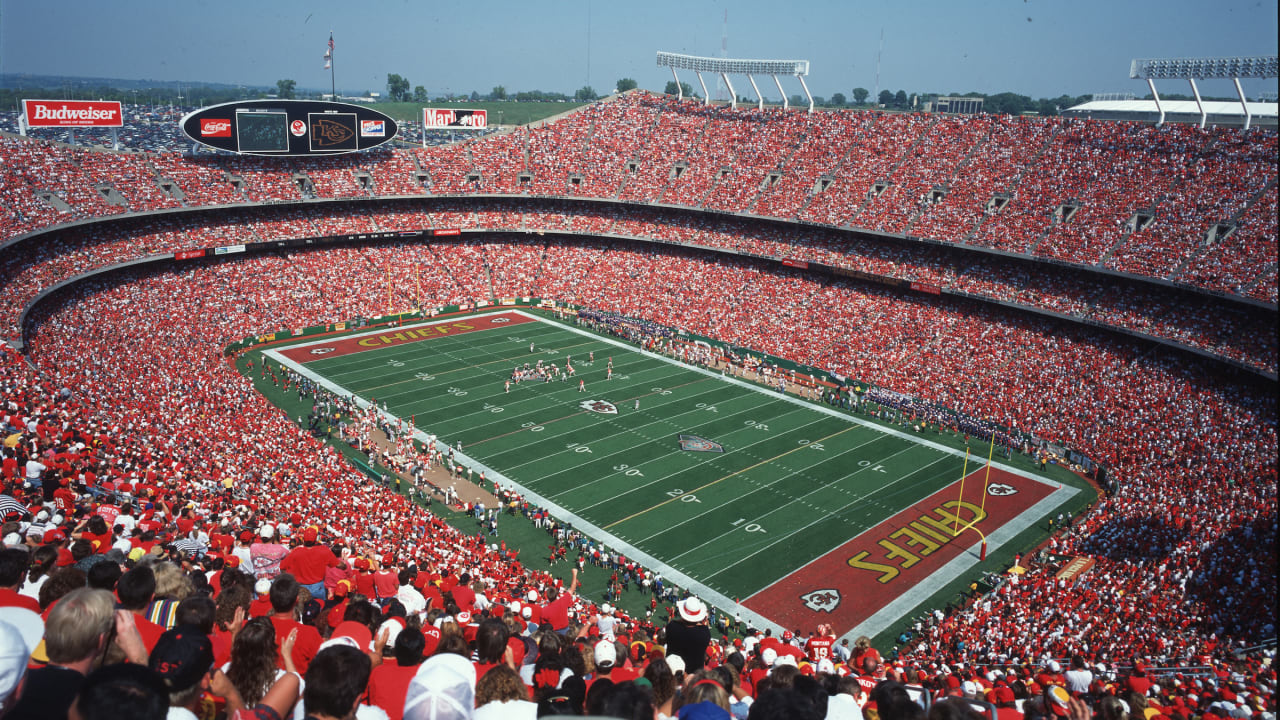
2 92 1275 301
3 199 1273 373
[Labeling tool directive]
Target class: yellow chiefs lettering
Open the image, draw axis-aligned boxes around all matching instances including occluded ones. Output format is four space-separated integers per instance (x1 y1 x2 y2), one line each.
847 500 987 584
356 323 475 347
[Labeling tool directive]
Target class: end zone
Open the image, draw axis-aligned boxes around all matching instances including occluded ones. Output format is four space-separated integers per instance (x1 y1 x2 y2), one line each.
744 467 1077 640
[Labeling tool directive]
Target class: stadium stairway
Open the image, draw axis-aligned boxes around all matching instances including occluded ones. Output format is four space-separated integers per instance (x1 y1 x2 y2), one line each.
965 123 1061 245
1168 175 1278 283
905 121 997 237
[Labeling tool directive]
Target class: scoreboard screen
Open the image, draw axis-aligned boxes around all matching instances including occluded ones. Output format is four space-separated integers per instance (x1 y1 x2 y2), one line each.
181 100 398 156
423 108 488 129
236 111 289 153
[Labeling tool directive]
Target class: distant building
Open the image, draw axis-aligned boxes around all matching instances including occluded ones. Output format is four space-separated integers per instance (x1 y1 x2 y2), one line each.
932 96 984 114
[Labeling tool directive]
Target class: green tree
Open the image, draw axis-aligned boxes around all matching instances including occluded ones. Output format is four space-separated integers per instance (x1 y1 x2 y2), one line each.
894 90 908 107
852 87 869 104
830 92 847 107
491 85 507 100
386 73 410 102
470 90 481 102
878 89 893 106
275 79 296 99
413 86 428 103
663 80 695 97
615 78 638 93
574 85 598 101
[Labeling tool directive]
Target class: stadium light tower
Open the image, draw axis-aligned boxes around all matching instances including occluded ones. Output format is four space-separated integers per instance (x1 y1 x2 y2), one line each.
656 51 813 112
1130 55 1278 129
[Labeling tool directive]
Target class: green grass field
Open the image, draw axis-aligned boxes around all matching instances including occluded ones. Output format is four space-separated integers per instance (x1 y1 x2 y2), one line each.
261 309 1085 642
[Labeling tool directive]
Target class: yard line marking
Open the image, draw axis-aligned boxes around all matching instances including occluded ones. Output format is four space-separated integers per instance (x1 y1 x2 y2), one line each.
640 432 898 549
603 425 857 531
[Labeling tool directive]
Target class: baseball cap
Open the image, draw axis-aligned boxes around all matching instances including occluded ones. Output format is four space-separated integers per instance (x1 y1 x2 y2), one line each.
320 621 373 653
403 653 476 720
666 654 686 675
594 639 617 668
302 527 318 543
761 648 778 667
259 524 274 539
148 625 214 694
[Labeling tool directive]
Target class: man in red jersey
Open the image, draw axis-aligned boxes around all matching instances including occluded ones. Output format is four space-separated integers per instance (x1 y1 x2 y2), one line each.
365 626 428 720
267 573 322 674
808 623 837 664
281 526 339 600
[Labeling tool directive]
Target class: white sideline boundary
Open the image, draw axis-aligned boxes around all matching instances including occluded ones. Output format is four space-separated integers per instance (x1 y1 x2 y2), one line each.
265 309 1081 639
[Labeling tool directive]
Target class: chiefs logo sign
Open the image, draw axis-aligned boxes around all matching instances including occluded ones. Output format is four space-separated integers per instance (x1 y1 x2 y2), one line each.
987 483 1018 496
579 400 618 415
800 589 842 613
309 347 336 355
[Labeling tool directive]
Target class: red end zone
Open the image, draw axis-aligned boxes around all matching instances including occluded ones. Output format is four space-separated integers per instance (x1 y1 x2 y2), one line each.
277 312 535 364
744 467 1053 633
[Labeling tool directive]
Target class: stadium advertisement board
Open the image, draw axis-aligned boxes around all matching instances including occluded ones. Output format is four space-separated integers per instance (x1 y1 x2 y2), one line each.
180 100 398 156
423 108 488 129
23 99 123 127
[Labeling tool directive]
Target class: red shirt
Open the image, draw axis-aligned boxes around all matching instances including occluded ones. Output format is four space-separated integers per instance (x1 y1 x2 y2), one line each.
365 661 421 720
373 570 399 600
0 588 40 614
269 614 322 674
808 636 835 662
281 544 340 585
132 613 167 653
451 584 476 611
541 593 573 631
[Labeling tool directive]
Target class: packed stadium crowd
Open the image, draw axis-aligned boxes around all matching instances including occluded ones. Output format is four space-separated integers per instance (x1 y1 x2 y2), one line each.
1 199 1274 373
0 91 1275 719
2 91 1276 301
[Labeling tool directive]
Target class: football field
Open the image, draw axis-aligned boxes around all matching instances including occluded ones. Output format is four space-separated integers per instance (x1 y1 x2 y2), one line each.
266 309 1078 640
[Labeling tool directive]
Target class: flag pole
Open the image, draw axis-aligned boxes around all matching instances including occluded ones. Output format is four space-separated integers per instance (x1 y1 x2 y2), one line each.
330 33 336 99
980 433 996 514
953 447 970 534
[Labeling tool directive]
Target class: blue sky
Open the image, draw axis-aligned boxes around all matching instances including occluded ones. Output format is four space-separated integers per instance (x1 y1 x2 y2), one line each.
1 0 1276 100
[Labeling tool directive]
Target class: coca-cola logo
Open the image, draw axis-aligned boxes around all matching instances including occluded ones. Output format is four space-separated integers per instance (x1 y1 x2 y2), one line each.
200 119 232 137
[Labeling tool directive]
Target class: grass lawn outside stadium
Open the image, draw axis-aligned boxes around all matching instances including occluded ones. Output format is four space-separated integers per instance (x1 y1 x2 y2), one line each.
253 307 1088 647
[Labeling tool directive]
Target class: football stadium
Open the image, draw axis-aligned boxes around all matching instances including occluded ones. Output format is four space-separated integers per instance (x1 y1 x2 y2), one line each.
0 9 1275 720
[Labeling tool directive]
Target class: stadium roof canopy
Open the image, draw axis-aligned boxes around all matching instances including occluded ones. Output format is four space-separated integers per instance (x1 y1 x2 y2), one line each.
657 51 814 112
1062 99 1278 128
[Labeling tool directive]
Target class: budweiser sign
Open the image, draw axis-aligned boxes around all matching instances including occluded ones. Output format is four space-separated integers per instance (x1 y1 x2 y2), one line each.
23 100 123 127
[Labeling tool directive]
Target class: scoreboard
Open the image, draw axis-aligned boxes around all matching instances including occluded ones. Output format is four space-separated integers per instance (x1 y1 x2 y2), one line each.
423 108 488 129
181 100 398 156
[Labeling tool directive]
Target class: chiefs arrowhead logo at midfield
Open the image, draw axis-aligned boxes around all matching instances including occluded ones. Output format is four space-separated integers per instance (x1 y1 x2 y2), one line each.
987 483 1018 496
800 589 842 613
579 400 617 414
309 347 336 355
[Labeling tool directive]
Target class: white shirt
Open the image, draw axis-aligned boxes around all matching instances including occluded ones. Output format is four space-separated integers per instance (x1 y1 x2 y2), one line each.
475 699 537 720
